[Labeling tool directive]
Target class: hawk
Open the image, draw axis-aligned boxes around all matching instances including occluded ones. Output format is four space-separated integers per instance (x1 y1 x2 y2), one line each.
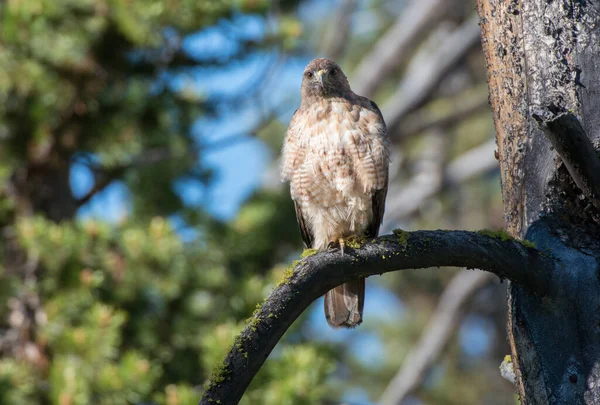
280 58 390 328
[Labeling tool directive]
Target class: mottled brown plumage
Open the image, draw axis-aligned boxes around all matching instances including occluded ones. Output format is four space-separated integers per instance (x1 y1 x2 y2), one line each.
281 58 390 328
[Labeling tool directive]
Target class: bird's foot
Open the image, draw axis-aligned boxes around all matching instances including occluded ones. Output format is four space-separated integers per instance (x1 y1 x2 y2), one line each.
327 238 347 255
328 236 362 256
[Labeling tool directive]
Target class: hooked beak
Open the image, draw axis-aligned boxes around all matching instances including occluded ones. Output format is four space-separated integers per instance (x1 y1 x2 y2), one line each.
314 69 326 88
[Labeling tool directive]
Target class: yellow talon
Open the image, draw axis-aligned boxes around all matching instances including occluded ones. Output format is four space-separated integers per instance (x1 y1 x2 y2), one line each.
339 238 345 256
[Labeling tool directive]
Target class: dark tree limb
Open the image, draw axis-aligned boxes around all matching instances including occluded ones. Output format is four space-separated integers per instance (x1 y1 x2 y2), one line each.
532 107 600 210
74 147 197 207
76 171 120 207
199 230 557 405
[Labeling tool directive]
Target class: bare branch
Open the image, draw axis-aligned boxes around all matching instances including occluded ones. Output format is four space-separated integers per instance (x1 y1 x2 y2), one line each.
352 0 450 98
382 15 482 137
385 139 498 222
200 230 556 405
446 138 498 183
320 0 356 60
75 148 196 207
378 271 495 405
76 173 119 207
532 107 600 210
384 130 446 223
398 91 489 140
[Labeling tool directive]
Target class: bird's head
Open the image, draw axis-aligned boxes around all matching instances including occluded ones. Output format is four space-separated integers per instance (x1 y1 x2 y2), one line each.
300 58 351 100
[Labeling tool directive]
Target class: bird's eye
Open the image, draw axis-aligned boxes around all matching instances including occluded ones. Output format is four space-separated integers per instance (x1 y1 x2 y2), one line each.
330 68 337 76
305 72 313 78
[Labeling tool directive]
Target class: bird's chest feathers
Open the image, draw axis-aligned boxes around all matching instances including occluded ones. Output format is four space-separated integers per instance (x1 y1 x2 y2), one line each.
303 102 372 152
296 102 376 205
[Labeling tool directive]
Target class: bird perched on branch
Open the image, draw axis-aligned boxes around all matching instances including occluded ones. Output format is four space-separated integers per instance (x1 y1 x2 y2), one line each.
280 58 390 328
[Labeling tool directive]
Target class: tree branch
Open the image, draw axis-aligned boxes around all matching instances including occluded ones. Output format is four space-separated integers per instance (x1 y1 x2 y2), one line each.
445 138 498 183
199 230 556 405
382 15 481 137
385 139 498 223
532 107 600 210
352 0 450 98
76 171 121 207
320 0 356 60
384 130 447 223
398 91 489 140
75 148 196 207
378 271 495 405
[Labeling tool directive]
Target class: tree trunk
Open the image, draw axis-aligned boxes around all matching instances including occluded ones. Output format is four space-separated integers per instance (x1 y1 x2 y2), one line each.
477 0 600 403
10 161 78 222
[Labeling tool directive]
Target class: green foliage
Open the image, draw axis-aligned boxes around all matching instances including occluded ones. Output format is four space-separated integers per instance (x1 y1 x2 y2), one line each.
154 384 199 405
242 346 334 405
0 361 39 405
0 0 330 403
2 205 330 403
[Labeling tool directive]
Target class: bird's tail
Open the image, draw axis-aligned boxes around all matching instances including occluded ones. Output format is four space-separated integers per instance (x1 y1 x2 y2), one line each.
324 278 365 328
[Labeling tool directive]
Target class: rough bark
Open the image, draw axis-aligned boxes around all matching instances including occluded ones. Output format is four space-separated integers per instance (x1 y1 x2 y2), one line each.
476 0 600 403
533 108 600 210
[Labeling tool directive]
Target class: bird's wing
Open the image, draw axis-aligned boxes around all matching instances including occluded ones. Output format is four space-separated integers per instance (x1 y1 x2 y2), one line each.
343 99 389 193
367 187 388 238
293 201 313 248
357 99 390 238
280 109 305 182
281 109 315 248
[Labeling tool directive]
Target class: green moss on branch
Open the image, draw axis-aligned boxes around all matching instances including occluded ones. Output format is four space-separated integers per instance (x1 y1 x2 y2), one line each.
301 248 318 258
478 228 536 248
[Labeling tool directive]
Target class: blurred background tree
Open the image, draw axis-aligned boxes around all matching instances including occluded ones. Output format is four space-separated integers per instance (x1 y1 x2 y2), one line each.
0 0 515 404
